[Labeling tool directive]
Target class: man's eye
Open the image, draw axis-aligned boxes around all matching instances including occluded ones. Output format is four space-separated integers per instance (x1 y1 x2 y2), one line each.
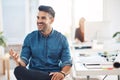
37 16 39 19
41 17 46 19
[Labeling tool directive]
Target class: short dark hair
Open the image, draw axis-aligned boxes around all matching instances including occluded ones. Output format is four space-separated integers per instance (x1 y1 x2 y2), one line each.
38 5 55 18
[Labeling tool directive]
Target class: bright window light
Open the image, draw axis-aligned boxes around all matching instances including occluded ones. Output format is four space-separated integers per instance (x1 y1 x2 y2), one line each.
74 0 103 23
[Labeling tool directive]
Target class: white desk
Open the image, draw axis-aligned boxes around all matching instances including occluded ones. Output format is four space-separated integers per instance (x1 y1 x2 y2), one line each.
71 48 120 80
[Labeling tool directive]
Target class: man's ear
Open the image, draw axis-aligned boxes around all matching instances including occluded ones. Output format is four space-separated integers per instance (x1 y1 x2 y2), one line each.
50 17 54 24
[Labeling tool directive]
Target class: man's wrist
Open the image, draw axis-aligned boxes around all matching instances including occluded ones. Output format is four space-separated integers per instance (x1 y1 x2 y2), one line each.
59 71 66 77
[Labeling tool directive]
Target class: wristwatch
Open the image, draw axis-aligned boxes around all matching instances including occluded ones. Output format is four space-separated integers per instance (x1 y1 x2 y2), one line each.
60 71 66 77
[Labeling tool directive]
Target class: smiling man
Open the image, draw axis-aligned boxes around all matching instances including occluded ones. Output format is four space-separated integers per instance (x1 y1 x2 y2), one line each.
9 5 72 80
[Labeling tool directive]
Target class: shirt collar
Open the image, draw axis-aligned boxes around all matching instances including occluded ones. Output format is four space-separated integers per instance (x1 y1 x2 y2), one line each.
39 28 54 38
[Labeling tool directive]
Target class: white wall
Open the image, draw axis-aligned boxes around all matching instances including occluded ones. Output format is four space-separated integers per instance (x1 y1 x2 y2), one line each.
85 0 120 42
103 0 120 34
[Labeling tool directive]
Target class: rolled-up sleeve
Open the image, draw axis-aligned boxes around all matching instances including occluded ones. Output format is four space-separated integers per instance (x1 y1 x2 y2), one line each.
60 37 72 68
20 34 31 65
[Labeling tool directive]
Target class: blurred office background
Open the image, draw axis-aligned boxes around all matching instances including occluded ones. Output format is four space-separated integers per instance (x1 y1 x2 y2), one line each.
0 0 120 45
0 0 120 80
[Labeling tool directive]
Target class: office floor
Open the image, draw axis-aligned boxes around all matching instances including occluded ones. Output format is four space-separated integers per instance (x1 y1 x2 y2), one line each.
0 59 118 80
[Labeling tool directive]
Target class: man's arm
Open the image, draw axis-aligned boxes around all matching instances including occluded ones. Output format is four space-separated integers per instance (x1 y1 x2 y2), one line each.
9 49 26 67
60 65 71 76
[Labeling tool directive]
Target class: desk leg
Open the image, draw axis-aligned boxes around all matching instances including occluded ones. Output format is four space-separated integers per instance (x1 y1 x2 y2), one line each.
2 59 5 75
6 59 10 80
5 58 10 80
118 75 120 80
87 76 90 80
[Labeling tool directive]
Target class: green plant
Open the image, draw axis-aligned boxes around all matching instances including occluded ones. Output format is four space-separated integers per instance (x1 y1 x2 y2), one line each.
0 32 6 47
112 32 120 38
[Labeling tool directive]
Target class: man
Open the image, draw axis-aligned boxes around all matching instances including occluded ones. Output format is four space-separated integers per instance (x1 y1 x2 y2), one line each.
9 5 72 80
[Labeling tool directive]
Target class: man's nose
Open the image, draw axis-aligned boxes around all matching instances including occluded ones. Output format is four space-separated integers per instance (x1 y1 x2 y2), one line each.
37 18 43 22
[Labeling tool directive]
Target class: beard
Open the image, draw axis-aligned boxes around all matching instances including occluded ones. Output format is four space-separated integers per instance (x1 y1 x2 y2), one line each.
37 22 48 33
39 27 47 33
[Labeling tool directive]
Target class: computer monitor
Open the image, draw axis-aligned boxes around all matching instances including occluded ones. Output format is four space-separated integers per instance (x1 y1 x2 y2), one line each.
84 21 112 42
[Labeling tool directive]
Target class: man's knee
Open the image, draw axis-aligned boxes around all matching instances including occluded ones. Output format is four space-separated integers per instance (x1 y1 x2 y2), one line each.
14 66 26 76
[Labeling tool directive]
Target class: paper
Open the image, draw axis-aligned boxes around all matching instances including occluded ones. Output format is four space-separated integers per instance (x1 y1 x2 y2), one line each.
83 62 113 69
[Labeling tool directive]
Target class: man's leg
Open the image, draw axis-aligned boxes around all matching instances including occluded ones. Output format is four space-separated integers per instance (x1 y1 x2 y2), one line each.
14 66 52 80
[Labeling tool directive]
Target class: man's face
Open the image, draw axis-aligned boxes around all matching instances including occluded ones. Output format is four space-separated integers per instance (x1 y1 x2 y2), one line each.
37 11 54 33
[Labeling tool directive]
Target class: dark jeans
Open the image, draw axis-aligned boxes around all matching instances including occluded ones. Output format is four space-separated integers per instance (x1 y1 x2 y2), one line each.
14 66 52 80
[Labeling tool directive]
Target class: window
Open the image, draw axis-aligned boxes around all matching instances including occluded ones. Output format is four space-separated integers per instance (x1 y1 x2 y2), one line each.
2 0 39 44
2 0 26 44
74 0 103 26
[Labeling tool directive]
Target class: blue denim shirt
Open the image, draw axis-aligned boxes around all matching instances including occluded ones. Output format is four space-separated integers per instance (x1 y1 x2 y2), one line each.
20 29 72 72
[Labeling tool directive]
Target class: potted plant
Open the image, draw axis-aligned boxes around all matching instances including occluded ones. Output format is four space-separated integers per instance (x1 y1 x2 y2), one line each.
0 32 6 47
112 32 120 42
0 32 7 56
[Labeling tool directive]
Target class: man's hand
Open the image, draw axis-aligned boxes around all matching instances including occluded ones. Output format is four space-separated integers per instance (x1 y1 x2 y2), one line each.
49 72 65 80
9 49 20 66
9 49 26 67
